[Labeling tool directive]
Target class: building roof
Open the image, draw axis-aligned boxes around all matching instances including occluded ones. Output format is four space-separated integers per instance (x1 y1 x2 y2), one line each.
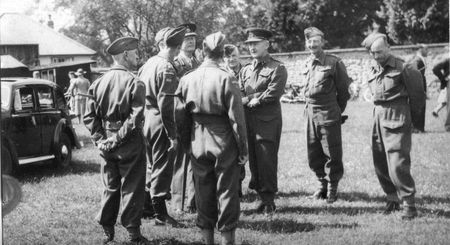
0 13 96 56
1 55 27 69
30 59 97 71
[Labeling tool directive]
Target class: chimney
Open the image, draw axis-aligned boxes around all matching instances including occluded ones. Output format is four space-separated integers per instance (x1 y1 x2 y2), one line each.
47 14 54 29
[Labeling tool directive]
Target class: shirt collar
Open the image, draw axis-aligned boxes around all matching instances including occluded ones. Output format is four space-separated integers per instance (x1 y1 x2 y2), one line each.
309 50 326 65
201 59 220 68
383 54 396 68
252 54 271 68
110 64 128 71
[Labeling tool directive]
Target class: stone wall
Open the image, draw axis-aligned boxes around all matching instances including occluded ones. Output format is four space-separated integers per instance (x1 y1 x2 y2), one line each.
241 43 449 100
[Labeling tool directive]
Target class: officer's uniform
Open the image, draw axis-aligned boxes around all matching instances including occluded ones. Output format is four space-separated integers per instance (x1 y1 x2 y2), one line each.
301 27 350 201
362 34 425 209
138 26 186 223
408 53 427 132
177 32 248 233
171 23 200 213
240 28 288 209
224 61 245 197
83 37 147 242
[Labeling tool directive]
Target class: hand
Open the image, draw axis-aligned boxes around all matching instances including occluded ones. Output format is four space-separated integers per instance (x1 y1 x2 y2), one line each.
169 138 178 153
247 98 260 108
97 137 118 152
238 155 248 166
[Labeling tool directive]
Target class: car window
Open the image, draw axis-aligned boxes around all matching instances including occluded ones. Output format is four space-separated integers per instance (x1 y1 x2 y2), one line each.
1 85 11 110
14 87 34 112
36 86 55 110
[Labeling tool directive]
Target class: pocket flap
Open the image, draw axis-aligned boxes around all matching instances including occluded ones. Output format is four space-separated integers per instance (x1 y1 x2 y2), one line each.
317 66 332 72
259 68 273 77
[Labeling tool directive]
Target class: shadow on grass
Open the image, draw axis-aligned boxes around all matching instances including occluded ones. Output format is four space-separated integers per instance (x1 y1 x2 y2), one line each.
146 238 204 245
241 191 311 203
243 205 380 216
14 159 100 183
239 219 358 233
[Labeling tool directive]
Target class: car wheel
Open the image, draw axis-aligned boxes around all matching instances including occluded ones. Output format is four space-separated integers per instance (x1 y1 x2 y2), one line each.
54 132 72 168
2 145 14 175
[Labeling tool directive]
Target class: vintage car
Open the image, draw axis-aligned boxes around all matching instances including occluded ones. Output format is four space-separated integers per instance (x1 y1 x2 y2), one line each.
1 77 81 175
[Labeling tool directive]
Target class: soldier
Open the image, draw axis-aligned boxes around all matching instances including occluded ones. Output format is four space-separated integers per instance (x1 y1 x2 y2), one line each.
432 57 450 131
177 31 248 245
223 44 245 197
240 28 288 214
301 27 350 203
362 33 425 219
223 44 243 78
138 26 186 226
408 44 428 132
84 37 150 244
171 23 200 213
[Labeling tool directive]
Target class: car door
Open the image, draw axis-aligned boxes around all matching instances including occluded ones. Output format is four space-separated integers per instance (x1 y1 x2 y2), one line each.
35 85 62 155
10 86 42 157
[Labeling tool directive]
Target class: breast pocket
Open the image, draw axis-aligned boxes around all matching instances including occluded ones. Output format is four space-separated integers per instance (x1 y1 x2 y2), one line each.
314 67 332 86
383 72 402 92
256 69 273 89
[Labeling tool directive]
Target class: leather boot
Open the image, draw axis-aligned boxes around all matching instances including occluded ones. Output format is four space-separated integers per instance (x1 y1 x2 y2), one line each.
102 225 114 244
402 199 418 220
383 201 400 215
142 191 155 219
326 181 338 203
220 230 235 245
310 178 327 200
152 197 180 227
201 229 214 245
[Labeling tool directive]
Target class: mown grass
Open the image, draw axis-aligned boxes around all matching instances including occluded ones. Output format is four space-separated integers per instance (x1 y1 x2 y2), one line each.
3 95 450 245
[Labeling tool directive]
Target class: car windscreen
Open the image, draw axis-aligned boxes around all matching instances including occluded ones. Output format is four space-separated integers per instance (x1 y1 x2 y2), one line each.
1 85 11 110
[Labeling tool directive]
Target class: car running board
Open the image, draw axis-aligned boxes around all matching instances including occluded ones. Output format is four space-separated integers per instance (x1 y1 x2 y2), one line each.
18 155 55 165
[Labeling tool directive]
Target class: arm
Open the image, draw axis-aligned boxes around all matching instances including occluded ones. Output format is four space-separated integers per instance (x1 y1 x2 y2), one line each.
157 66 178 140
334 60 351 113
225 76 248 159
83 84 106 145
113 79 146 144
402 63 426 118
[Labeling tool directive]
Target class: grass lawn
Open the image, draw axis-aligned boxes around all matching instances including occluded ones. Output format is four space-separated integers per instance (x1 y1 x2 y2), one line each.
3 96 450 245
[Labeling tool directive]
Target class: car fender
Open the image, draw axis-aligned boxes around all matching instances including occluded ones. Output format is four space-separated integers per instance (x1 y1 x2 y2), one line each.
2 134 19 167
54 119 82 149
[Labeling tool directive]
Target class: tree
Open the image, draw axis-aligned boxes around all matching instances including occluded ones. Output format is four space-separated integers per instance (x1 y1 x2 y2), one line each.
54 0 234 66
378 0 449 44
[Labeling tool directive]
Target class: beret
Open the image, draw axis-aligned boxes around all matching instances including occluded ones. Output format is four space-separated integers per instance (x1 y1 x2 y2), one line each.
304 27 324 39
155 26 187 47
203 32 226 51
106 37 138 55
178 23 197 37
361 33 387 50
244 28 273 43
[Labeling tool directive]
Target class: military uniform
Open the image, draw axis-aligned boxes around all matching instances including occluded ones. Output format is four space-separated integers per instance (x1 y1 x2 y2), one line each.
408 54 427 132
224 62 246 197
367 54 425 204
178 57 248 233
240 54 288 206
84 64 146 238
171 52 200 213
171 23 201 213
302 49 350 200
432 57 450 131
138 53 178 206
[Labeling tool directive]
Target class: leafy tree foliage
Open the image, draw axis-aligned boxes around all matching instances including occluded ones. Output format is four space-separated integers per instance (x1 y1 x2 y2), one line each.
377 0 449 44
52 0 448 63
